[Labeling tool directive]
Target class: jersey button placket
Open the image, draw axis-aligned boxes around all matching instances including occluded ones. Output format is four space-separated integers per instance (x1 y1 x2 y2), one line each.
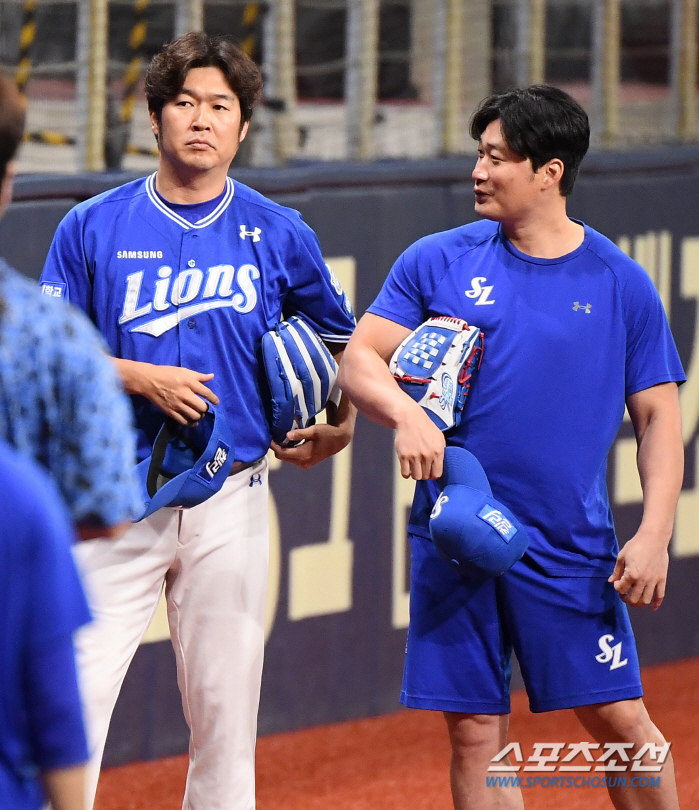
176 231 198 353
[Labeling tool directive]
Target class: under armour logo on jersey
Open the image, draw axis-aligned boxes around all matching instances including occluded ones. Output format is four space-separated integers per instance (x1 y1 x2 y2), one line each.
249 473 263 487
240 225 262 242
573 301 592 313
465 277 495 305
595 634 628 670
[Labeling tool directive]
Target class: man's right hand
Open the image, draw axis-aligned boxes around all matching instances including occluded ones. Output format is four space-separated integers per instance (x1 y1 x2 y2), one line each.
338 313 447 481
113 359 219 424
395 405 446 480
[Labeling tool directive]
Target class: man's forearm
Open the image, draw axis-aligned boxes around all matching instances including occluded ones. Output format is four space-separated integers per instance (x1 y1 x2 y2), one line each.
112 357 153 397
41 764 86 810
327 345 357 436
629 383 684 546
327 392 357 436
338 342 424 429
636 412 684 544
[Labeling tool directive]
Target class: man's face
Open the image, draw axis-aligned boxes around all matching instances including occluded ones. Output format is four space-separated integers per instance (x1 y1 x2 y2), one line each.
472 119 543 223
151 66 249 174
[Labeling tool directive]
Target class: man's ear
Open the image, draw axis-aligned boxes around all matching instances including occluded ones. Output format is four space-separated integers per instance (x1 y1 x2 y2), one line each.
541 158 564 190
150 110 159 143
239 119 250 143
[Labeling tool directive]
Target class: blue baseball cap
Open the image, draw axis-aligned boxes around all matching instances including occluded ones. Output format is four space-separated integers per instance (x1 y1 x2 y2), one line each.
134 404 235 521
429 446 530 577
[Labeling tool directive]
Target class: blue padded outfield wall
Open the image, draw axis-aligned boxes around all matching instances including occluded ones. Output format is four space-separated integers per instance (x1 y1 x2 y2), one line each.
5 149 699 765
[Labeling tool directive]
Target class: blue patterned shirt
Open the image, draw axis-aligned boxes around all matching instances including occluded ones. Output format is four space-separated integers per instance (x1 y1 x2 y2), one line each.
0 260 141 526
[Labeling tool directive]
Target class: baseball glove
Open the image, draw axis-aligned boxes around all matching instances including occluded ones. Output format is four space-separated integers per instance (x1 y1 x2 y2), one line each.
389 316 483 431
262 315 341 445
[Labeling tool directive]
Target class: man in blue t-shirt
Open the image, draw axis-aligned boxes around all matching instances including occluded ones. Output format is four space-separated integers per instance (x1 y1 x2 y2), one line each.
0 441 92 810
340 85 684 810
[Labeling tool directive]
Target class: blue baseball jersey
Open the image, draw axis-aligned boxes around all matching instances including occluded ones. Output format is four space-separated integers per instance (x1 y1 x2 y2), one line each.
0 441 90 810
369 219 685 576
40 174 356 463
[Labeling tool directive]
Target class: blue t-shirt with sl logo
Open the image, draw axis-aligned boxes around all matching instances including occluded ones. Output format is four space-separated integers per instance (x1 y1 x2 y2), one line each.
368 219 685 576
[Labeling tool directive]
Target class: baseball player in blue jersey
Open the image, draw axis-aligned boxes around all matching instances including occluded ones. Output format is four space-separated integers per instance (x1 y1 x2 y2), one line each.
340 86 683 810
40 33 355 810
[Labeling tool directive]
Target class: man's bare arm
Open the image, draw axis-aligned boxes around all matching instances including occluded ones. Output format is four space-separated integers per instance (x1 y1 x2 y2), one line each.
113 358 219 425
41 764 86 810
338 313 445 480
609 382 683 610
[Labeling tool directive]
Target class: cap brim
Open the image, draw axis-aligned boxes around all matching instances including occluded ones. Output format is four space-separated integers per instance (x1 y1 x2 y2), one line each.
133 405 235 522
442 446 492 495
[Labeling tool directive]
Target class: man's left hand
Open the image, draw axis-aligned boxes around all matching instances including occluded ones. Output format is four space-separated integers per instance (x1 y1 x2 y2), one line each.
609 531 670 611
271 422 352 469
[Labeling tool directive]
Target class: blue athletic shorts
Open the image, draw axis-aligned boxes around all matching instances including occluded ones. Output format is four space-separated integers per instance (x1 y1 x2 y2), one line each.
401 534 643 714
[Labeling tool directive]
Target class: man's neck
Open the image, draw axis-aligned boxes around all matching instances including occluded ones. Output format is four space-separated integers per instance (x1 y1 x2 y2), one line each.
501 206 584 259
155 162 229 204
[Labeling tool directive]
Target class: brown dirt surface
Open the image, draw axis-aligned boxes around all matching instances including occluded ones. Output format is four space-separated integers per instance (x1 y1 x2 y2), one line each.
95 657 699 810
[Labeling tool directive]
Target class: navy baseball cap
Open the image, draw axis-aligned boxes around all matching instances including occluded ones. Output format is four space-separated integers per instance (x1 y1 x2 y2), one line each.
134 404 235 521
429 446 530 577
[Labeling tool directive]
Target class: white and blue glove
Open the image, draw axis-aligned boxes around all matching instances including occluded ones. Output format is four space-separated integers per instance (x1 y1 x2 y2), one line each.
262 315 341 446
389 316 484 431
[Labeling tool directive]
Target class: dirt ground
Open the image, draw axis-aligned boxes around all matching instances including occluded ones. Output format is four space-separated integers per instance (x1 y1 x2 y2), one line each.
95 657 699 810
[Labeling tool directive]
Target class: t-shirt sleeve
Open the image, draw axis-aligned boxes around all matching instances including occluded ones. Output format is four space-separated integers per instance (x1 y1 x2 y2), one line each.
47 305 142 526
622 264 686 396
366 243 427 330
24 637 89 769
40 207 92 314
24 474 91 643
282 218 356 343
23 470 90 768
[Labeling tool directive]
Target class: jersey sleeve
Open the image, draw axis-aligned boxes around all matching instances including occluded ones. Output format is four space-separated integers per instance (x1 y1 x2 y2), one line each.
622 264 686 396
46 304 142 526
366 241 428 330
40 207 92 314
282 218 356 343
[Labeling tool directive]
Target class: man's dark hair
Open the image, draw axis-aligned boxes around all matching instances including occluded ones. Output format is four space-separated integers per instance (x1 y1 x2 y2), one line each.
0 76 25 185
469 85 589 197
145 32 263 128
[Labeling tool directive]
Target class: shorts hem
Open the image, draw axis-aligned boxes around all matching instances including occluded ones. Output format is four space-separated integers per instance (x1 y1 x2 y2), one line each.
401 691 510 714
529 686 644 713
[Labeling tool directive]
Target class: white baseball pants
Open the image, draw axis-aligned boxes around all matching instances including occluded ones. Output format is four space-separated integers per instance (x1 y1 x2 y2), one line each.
72 460 269 810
